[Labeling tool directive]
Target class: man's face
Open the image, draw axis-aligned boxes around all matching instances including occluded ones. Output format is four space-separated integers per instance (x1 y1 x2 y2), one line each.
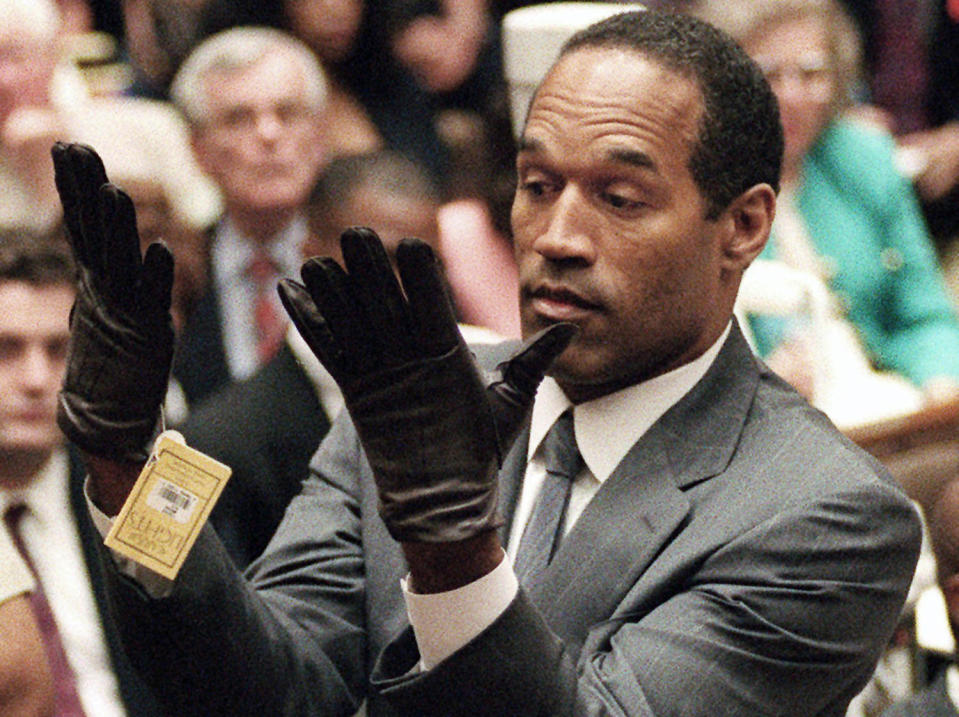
744 15 835 174
307 185 439 267
0 281 72 457
513 48 734 402
192 51 325 215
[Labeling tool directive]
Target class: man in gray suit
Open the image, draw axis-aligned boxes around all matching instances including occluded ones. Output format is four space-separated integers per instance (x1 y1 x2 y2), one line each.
53 9 920 716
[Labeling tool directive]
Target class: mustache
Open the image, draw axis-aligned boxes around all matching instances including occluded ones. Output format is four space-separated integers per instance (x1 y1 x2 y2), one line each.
520 265 604 310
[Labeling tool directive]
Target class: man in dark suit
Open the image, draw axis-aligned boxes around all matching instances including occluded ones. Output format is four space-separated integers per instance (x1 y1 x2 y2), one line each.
168 26 329 405
55 9 920 716
0 231 159 716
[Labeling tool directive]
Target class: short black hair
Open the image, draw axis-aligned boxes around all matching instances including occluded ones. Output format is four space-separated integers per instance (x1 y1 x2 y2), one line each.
307 149 441 215
0 226 75 285
560 10 783 219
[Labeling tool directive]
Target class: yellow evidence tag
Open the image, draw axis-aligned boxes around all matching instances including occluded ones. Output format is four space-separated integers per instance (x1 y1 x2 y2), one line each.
104 430 232 580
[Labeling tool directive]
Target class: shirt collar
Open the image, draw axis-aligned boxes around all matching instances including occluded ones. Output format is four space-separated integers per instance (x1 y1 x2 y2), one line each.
212 213 307 285
528 323 731 484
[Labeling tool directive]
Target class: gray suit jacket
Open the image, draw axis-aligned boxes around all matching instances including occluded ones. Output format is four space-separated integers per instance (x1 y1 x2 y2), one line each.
102 324 921 716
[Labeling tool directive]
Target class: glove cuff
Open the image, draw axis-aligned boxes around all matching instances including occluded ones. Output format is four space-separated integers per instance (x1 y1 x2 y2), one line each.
57 393 159 463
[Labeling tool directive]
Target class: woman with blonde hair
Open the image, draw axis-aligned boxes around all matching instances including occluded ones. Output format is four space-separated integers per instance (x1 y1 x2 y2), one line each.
697 0 959 424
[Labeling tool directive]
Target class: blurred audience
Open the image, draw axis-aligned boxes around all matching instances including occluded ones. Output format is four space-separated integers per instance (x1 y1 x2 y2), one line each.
387 0 492 96
0 0 219 234
167 27 328 406
696 0 959 427
434 109 520 337
0 230 160 716
179 149 500 568
837 2 959 246
121 0 285 99
281 0 451 183
881 474 959 716
281 0 381 158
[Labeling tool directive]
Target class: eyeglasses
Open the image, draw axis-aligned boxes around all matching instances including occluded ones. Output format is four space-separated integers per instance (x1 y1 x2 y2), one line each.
755 53 835 99
207 101 316 134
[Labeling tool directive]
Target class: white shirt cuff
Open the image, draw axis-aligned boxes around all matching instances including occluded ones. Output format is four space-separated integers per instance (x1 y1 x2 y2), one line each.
84 476 175 599
402 550 518 670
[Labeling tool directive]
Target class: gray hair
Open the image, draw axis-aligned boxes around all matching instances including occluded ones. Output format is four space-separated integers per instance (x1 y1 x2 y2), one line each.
169 27 327 125
693 0 863 112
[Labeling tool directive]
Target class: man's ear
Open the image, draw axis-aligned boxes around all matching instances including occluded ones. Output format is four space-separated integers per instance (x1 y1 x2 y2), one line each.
718 183 776 274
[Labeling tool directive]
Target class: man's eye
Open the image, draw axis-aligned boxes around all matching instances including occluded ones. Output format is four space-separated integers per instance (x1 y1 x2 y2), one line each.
604 192 641 210
521 180 547 197
0 337 20 360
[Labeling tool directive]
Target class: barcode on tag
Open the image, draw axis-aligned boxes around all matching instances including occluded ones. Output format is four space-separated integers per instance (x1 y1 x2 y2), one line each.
145 479 198 524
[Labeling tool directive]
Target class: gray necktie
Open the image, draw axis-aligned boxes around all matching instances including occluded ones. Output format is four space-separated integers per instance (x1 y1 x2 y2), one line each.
514 410 583 589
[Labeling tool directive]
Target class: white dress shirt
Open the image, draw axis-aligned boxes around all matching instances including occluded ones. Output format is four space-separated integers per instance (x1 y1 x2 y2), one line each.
211 215 307 381
2 449 127 717
404 324 731 669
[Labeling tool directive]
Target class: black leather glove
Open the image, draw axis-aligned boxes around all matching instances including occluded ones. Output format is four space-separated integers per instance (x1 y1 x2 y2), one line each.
278 227 575 543
52 142 175 463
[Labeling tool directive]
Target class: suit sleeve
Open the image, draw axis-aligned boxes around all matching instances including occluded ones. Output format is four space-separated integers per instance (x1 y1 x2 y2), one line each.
98 412 371 717
371 478 922 716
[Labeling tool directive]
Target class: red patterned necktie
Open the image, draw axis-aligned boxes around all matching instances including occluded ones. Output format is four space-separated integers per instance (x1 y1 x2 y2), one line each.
4 503 87 716
247 249 286 364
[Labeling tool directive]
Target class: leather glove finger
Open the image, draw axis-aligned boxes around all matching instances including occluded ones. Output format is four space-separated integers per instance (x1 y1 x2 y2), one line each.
99 184 144 311
140 241 175 320
299 255 372 381
340 227 417 362
277 276 344 382
395 237 461 358
486 323 578 459
52 141 107 271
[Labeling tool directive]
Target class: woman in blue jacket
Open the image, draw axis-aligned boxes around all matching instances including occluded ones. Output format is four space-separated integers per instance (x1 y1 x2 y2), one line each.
702 0 959 408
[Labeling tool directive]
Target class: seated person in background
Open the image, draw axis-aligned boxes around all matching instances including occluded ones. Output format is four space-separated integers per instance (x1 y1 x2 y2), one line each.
696 0 959 422
431 109 521 338
167 27 329 406
0 229 160 716
0 532 53 717
281 0 383 159
178 149 501 569
0 0 218 235
881 474 959 716
53 9 920 714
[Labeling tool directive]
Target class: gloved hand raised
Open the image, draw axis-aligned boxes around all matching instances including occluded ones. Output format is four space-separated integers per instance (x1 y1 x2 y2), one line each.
52 142 174 463
278 227 575 543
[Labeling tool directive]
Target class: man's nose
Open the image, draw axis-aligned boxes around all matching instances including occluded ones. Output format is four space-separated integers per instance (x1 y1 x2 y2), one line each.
253 110 284 142
19 347 57 391
532 186 596 263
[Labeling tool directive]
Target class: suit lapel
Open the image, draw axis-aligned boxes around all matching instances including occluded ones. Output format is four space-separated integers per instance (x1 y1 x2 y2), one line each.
526 325 761 651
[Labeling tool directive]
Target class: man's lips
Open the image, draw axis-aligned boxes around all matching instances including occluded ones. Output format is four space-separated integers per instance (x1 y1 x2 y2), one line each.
526 284 602 321
10 407 54 423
